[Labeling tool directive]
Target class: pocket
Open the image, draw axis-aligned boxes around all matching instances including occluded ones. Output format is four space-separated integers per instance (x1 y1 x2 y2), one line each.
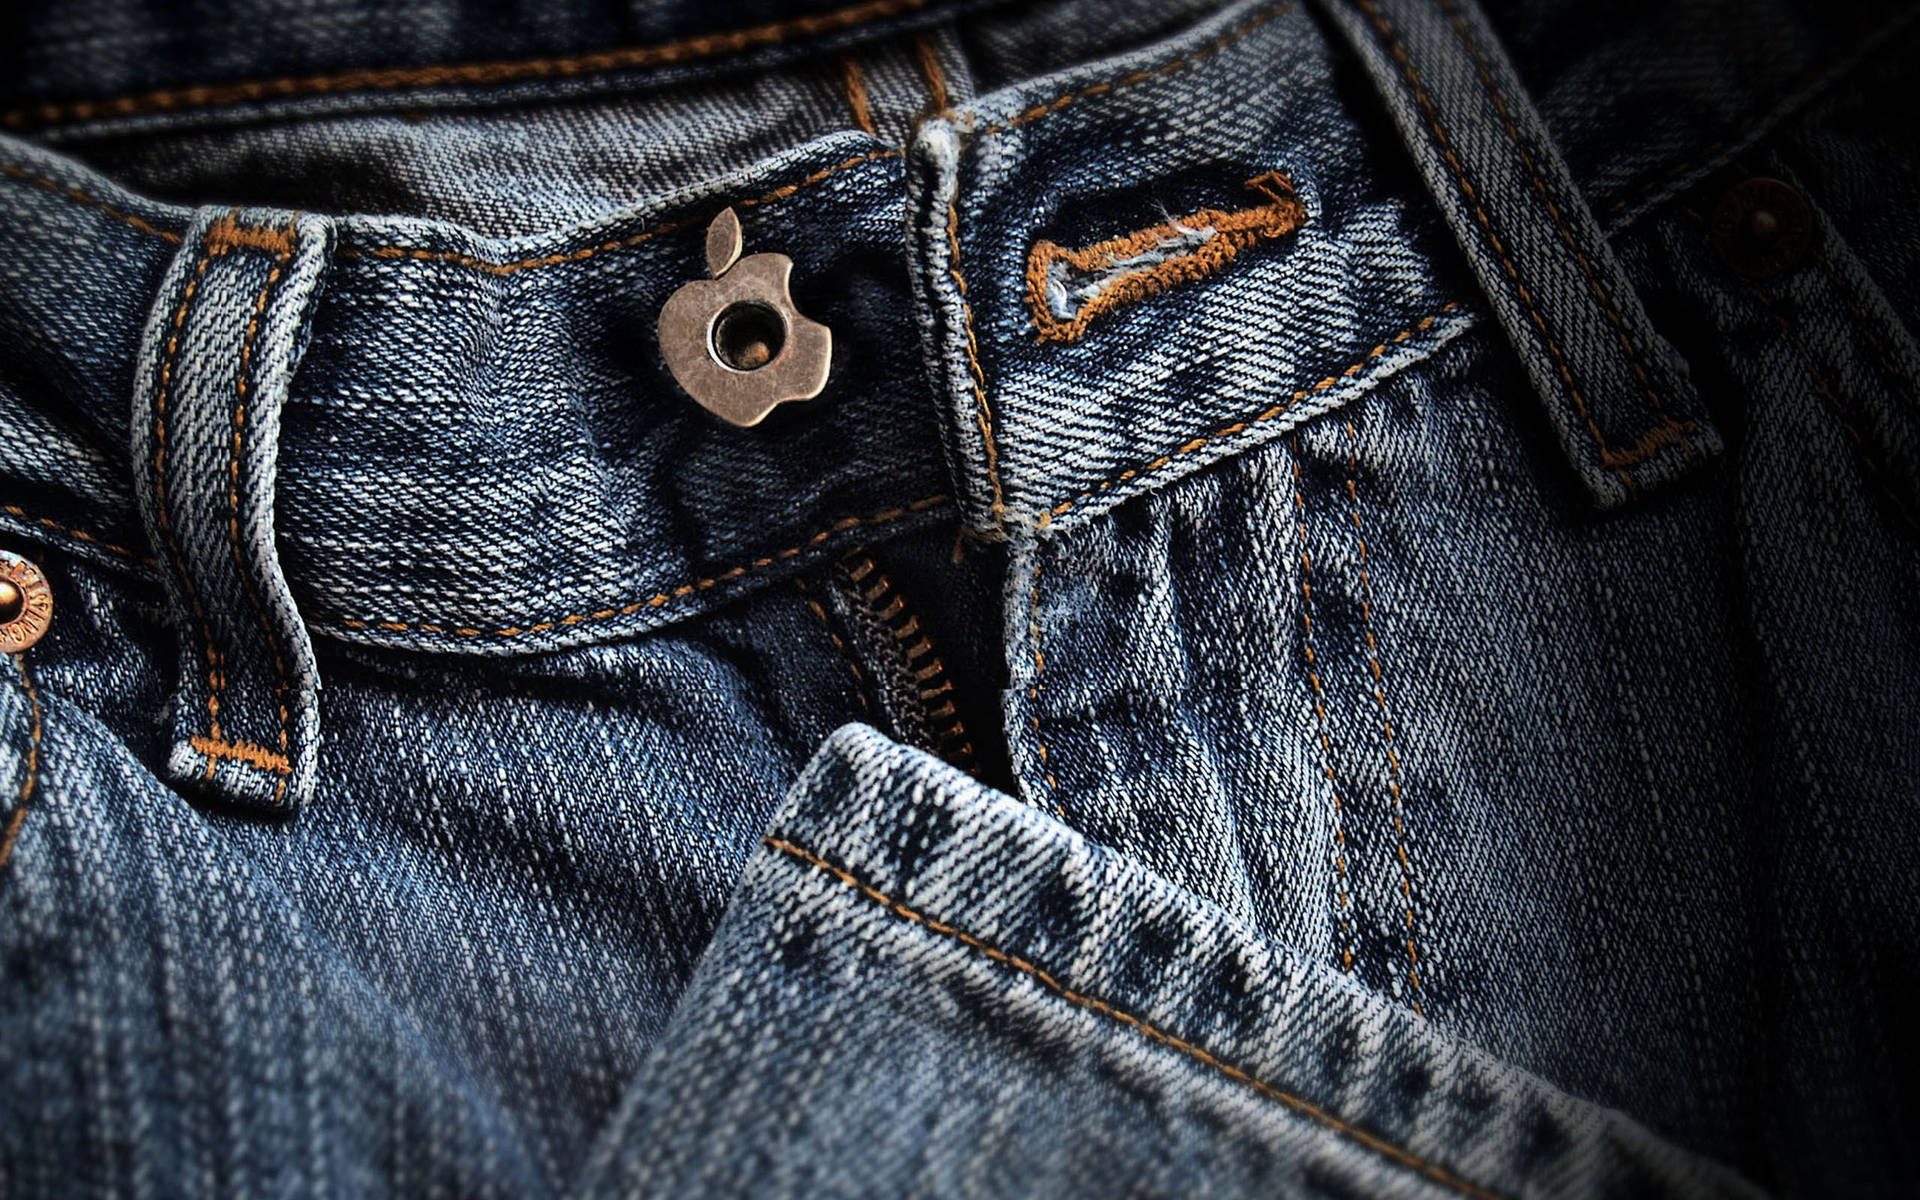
577 724 1760 1199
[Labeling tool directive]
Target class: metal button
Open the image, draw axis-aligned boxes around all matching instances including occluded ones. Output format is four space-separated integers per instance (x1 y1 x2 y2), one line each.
0 550 52 653
658 208 833 427
1707 176 1813 278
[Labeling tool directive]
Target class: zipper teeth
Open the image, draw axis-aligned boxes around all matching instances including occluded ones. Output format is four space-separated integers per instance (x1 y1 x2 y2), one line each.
840 553 978 776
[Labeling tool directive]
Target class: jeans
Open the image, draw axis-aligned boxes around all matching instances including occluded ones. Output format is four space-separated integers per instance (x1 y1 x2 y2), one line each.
0 0 1914 1194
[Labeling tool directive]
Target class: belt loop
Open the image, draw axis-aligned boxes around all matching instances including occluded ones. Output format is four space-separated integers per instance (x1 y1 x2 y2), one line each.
1316 0 1721 507
131 206 331 815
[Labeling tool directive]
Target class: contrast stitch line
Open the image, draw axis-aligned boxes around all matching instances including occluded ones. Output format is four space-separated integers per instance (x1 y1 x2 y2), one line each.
1 506 154 566
913 34 950 114
1749 283 1920 536
976 3 1293 135
151 243 226 747
1341 417 1425 1014
332 493 950 637
1 163 183 243
225 223 299 805
1025 172 1306 342
1040 303 1462 524
330 0 1281 275
1437 0 1684 441
763 836 1503 1200
1291 438 1357 975
836 55 877 136
1351 0 1679 485
338 150 896 274
1 0 934 129
187 734 292 774
794 576 873 719
0 661 44 881
946 193 1007 527
1025 553 1068 819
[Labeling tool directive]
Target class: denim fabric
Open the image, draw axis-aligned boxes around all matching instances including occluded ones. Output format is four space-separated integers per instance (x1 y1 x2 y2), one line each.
1 0 1916 1196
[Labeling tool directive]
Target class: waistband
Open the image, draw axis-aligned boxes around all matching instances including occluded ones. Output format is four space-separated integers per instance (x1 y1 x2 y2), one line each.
0 0 1908 812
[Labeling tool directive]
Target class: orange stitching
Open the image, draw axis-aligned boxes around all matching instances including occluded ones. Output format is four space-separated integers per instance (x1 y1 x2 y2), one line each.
1352 0 1667 486
333 493 950 636
1025 553 1067 817
331 0 1279 277
188 734 292 774
1 0 933 129
912 34 950 114
1291 439 1356 975
1 505 154 566
0 661 44 880
795 577 873 719
1040 303 1463 523
1341 418 1425 1015
1437 0 1682 441
205 217 297 255
152 245 225 746
1749 283 1920 536
225 225 299 805
978 3 1293 135
337 150 896 274
764 836 1503 1200
836 56 877 136
0 163 182 243
945 195 1007 527
1026 173 1305 342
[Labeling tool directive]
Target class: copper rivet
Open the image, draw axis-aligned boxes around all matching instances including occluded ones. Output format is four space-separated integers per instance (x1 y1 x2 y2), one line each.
1707 176 1813 279
0 551 52 654
658 208 832 427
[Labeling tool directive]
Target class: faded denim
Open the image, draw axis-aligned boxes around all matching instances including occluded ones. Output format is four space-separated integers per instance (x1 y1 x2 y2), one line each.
0 0 1916 1196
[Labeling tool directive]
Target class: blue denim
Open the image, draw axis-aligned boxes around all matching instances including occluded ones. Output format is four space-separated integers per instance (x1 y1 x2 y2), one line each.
0 0 1915 1195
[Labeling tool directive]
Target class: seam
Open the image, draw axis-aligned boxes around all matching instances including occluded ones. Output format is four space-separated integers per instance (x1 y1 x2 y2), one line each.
301 0 1281 277
1352 0 1681 486
1025 553 1068 818
945 192 1007 527
187 734 292 774
225 222 299 805
1 506 155 566
0 661 44 881
836 55 877 136
913 34 950 114
1341 418 1425 1014
2 0 933 130
332 493 949 638
976 3 1293 136
1025 172 1305 343
1291 438 1357 974
1436 0 1683 441
1598 11 1920 221
1 163 183 243
337 150 897 274
794 576 873 720
839 553 978 775
1039 303 1462 525
763 835 1503 1200
151 242 225 748
1749 282 1920 537
1821 261 1919 415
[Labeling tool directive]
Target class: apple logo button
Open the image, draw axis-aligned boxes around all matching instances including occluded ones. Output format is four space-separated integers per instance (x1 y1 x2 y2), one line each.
658 208 833 428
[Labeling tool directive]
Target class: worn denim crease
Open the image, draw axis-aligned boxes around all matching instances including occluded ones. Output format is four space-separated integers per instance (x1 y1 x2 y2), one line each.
762 833 1505 1200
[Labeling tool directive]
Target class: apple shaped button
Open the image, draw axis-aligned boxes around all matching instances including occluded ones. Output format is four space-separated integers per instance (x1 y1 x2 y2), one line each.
658 208 833 427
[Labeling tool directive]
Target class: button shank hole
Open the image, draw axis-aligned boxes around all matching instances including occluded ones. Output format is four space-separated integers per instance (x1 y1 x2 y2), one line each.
711 302 787 372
